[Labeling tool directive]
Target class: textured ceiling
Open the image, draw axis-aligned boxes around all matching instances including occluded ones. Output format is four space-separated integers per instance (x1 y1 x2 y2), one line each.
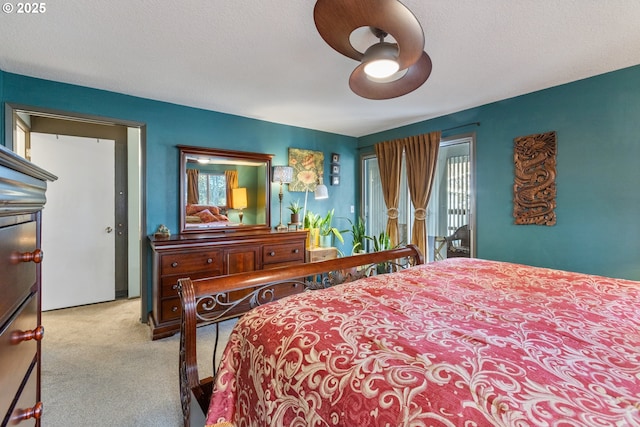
1 1 640 137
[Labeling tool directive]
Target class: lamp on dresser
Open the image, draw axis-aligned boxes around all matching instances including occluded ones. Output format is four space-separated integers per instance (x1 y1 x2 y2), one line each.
272 165 293 231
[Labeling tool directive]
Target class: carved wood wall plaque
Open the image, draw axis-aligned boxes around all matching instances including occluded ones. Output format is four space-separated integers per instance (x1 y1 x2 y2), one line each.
513 131 557 225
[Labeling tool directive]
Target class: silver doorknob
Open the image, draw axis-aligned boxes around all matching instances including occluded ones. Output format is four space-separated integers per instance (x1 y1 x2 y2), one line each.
106 227 113 233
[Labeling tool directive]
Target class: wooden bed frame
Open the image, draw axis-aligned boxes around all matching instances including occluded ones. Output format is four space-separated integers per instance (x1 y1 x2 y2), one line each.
177 245 424 427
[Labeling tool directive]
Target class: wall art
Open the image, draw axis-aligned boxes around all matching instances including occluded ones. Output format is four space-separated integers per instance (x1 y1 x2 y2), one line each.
288 148 324 192
513 131 557 226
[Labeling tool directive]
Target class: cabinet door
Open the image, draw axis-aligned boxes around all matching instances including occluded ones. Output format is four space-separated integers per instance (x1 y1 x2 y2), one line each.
225 247 258 274
224 247 258 315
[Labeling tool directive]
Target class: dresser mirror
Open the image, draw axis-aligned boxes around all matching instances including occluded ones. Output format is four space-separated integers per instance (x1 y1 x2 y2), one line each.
179 146 272 233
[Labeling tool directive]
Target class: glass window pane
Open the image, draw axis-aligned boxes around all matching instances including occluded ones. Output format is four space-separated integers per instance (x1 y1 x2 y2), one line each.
197 173 226 206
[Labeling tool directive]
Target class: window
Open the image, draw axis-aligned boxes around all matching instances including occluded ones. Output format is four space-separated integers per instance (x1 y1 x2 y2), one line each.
362 135 474 260
198 173 227 206
446 154 470 234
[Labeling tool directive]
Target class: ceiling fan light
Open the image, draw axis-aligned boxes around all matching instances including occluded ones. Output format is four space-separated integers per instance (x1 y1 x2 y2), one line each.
364 59 399 79
362 42 399 79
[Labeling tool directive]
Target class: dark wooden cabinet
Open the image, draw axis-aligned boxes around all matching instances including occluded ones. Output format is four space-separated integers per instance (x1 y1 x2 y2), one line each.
0 145 56 427
149 230 307 339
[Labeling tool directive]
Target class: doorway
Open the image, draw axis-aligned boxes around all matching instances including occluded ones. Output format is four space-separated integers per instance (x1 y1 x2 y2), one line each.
5 104 147 318
31 133 117 310
427 135 475 261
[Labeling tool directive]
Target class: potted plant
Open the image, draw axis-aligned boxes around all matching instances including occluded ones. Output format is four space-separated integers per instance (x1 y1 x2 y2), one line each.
288 200 302 224
372 231 394 274
318 209 344 248
342 216 370 254
304 211 322 248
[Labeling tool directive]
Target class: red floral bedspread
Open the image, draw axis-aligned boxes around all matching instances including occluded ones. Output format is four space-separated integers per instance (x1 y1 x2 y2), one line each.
206 258 640 426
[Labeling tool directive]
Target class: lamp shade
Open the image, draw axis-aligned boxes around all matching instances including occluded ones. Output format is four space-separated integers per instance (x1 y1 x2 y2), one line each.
231 187 248 209
363 42 399 78
314 183 329 200
272 166 294 184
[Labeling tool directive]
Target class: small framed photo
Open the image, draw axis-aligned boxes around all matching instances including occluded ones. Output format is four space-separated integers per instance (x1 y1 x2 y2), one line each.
331 175 340 186
331 153 340 164
331 164 340 175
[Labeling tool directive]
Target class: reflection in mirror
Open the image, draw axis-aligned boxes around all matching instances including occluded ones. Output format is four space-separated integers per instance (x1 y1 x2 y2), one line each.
179 146 272 233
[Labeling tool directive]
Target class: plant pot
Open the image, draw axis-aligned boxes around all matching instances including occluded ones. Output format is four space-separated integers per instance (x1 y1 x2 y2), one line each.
319 234 332 248
290 213 300 224
307 228 319 249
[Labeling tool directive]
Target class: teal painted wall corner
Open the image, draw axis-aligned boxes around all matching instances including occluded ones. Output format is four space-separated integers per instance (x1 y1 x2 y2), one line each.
358 64 640 281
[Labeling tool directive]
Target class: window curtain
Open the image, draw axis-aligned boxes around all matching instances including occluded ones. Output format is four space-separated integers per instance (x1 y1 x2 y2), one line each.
225 170 238 206
186 169 199 205
374 139 404 247
404 131 441 259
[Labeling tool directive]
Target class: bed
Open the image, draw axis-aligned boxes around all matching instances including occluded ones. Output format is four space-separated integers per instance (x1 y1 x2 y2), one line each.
178 248 640 427
185 204 230 224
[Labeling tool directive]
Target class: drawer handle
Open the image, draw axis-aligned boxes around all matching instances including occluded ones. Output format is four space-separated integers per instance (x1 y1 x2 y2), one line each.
11 248 44 264
171 262 178 268
269 251 275 257
207 258 213 264
172 306 178 312
293 249 299 254
12 401 43 423
11 325 45 344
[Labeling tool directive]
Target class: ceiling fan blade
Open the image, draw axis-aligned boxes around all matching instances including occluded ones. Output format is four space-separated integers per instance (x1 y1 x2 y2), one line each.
314 0 424 69
349 51 432 100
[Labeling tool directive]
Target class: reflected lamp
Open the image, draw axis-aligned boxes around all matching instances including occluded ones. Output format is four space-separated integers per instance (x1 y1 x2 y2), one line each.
231 187 248 224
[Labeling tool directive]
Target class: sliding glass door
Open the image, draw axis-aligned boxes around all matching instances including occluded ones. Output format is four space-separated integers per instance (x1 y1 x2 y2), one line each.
362 134 475 261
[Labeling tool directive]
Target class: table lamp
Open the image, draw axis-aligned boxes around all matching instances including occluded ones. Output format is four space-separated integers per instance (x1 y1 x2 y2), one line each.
272 166 293 231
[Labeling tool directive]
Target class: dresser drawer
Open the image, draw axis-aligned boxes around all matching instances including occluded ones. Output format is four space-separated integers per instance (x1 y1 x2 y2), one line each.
0 221 38 326
160 250 223 275
0 294 39 420
262 242 305 266
6 361 40 426
160 270 223 299
160 298 182 322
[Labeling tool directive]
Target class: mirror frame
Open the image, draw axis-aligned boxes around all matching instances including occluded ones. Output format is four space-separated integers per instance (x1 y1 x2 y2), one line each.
179 145 273 234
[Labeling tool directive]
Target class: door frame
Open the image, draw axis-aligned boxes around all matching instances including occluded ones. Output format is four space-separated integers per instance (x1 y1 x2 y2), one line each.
4 103 149 320
438 133 476 258
30 117 128 299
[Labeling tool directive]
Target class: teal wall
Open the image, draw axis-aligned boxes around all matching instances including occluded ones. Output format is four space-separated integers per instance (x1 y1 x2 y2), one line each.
2 64 638 299
359 65 640 281
0 71 359 309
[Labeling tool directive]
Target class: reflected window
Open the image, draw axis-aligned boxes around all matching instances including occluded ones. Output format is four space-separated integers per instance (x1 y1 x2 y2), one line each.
198 173 227 206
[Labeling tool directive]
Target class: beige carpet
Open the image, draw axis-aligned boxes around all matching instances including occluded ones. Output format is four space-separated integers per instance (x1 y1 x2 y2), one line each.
41 298 236 426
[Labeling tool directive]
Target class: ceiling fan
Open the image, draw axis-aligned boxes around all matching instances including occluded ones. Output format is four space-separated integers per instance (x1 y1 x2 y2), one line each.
313 0 432 100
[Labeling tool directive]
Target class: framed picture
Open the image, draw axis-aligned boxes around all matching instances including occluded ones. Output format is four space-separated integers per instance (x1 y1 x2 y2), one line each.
331 164 340 175
331 153 340 164
288 148 324 192
331 175 340 186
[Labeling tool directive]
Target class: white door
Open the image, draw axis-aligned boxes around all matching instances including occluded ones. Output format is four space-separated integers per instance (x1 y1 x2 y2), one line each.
31 133 116 310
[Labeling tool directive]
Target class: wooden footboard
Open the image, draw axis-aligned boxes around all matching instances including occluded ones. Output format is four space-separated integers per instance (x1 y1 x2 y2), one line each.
177 244 424 427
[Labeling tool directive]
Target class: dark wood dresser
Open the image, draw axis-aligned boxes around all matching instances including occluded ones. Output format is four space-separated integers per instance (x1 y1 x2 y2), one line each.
0 145 56 427
149 229 307 339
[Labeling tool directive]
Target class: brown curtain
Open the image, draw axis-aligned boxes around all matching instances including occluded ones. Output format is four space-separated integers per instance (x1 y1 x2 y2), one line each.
375 139 404 247
405 131 441 259
225 170 238 206
186 169 199 205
